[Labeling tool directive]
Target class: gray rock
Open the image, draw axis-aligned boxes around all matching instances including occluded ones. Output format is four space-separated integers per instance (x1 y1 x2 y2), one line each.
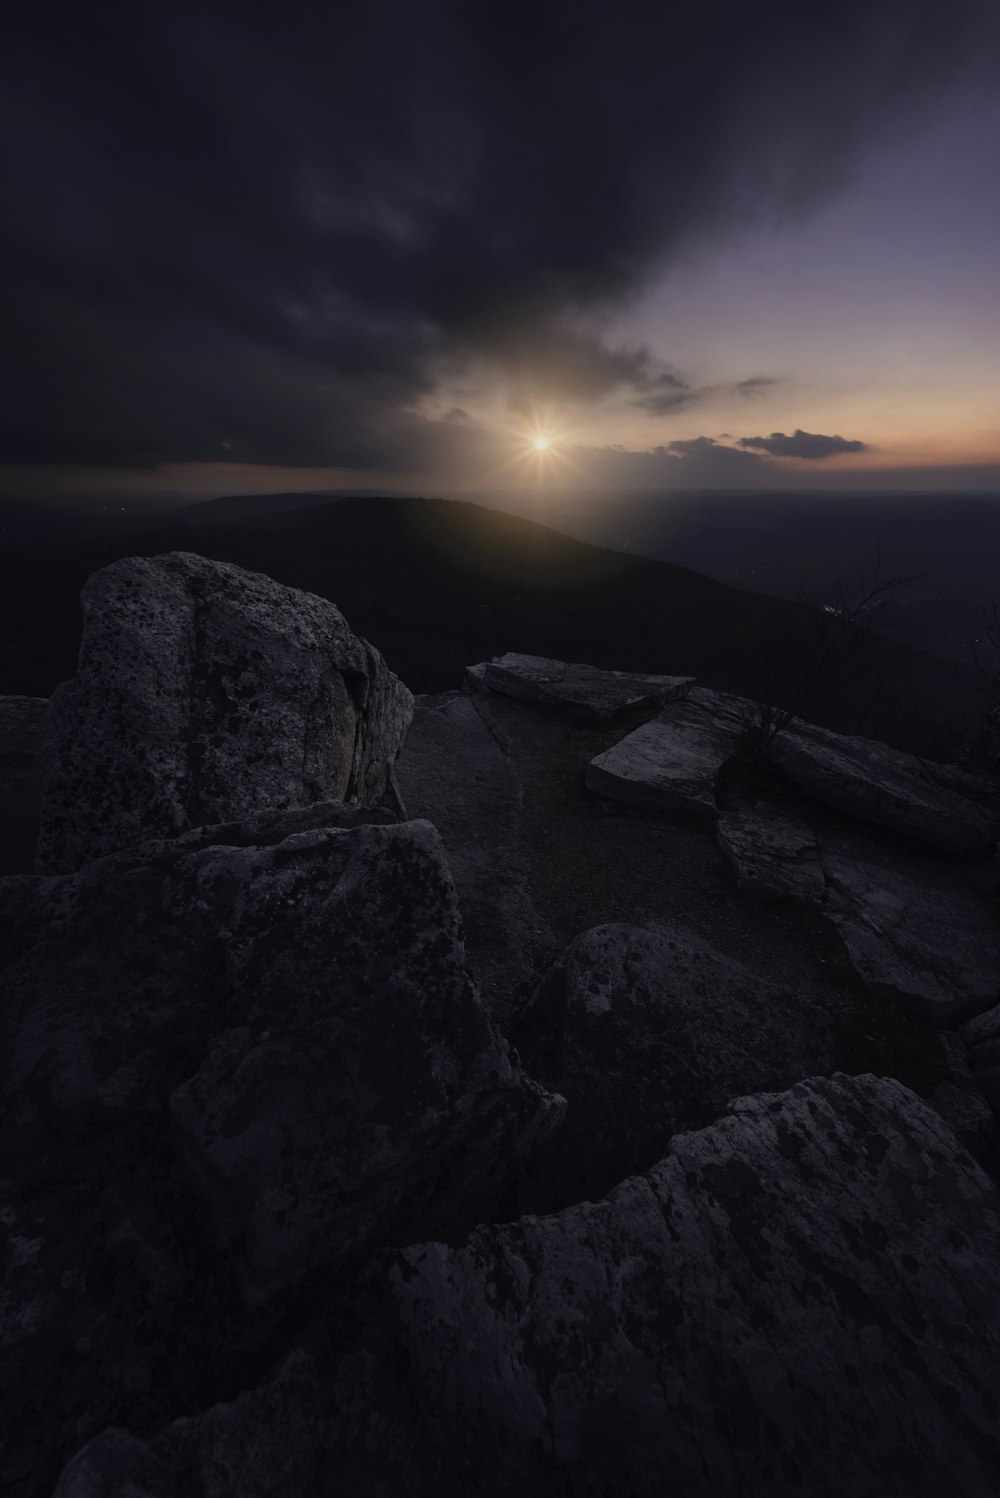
477 652 693 721
819 830 1000 1025
53 1352 327 1498
334 1074 1000 1497
0 695 47 875
396 691 556 1019
766 718 999 853
85 1074 1000 1498
3 814 561 1305
1 809 561 1494
167 818 563 1303
584 686 749 815
36 552 414 873
52 1428 179 1498
515 923 842 1211
716 790 825 904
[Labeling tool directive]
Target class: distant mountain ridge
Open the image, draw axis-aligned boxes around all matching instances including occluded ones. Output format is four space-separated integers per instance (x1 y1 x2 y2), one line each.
0 494 976 745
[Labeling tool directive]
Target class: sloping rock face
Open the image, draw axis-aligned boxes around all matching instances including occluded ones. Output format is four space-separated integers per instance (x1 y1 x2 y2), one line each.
477 652 693 721
820 831 1000 1026
766 718 999 853
715 789 825 904
585 686 748 815
36 552 413 873
0 811 560 1494
962 1004 1000 1116
396 691 557 1020
0 695 47 875
169 819 562 1304
514 923 841 1211
58 1076 1000 1498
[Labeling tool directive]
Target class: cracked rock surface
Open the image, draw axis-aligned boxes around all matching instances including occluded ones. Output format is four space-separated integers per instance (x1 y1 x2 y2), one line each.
36 553 413 873
477 651 693 721
0 810 560 1494
57 1075 1000 1498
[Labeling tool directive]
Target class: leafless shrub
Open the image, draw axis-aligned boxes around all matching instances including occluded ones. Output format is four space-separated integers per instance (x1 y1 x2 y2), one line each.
736 544 922 759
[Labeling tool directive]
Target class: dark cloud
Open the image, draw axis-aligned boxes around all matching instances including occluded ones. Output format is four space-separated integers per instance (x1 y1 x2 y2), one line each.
738 429 869 459
1 0 997 469
631 370 699 415
735 377 779 398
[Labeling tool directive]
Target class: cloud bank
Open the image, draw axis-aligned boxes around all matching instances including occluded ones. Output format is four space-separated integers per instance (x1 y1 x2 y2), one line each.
738 430 869 459
2 0 998 472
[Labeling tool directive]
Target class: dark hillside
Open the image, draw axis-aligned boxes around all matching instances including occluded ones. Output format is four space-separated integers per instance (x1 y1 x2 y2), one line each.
0 495 974 743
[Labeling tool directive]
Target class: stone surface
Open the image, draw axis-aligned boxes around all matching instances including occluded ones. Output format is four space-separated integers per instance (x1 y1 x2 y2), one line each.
1 811 561 1495
334 1074 1000 1497
715 788 825 904
396 691 556 1018
766 718 999 853
64 1076 1000 1497
169 817 562 1303
0 695 47 876
514 922 842 1211
36 552 414 873
584 686 748 815
819 829 1000 1025
478 651 693 721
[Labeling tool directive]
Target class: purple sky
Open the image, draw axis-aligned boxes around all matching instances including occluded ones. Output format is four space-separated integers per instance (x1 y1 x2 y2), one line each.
3 2 999 501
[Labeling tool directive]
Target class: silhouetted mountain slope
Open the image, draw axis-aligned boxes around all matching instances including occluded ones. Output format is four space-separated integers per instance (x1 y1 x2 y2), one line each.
0 496 974 741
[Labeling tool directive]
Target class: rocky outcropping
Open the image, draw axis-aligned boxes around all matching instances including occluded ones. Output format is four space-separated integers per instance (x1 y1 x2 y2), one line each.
36 553 413 873
585 687 748 815
57 1075 1000 1498
765 718 999 852
514 922 842 1210
0 807 561 1492
471 651 693 721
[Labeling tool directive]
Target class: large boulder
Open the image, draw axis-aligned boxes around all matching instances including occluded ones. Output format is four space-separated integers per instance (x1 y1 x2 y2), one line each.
36 552 414 872
0 694 47 875
585 687 749 815
473 652 693 721
765 719 999 853
514 923 842 1211
168 818 562 1303
57 1076 1000 1498
0 811 561 1494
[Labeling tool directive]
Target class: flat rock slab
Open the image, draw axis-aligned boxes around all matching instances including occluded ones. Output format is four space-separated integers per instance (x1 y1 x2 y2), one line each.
716 791 825 904
478 652 693 721
766 718 999 853
61 1075 1000 1497
396 692 556 1018
0 695 47 875
585 686 749 816
515 922 843 1211
36 552 414 872
819 830 1000 1025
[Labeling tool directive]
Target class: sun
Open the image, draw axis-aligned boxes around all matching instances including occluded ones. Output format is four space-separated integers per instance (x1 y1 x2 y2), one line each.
532 435 550 451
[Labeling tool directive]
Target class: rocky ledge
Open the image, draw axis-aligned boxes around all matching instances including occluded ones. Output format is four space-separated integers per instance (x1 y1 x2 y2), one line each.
3 587 1000 1497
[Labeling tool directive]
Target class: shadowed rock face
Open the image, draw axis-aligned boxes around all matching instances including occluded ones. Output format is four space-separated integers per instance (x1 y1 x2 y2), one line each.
766 718 1000 853
514 922 843 1212
0 809 562 1495
36 552 413 873
56 1076 1000 1498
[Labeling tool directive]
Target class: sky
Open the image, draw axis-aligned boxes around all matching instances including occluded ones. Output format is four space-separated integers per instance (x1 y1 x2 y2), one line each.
3 0 1000 503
